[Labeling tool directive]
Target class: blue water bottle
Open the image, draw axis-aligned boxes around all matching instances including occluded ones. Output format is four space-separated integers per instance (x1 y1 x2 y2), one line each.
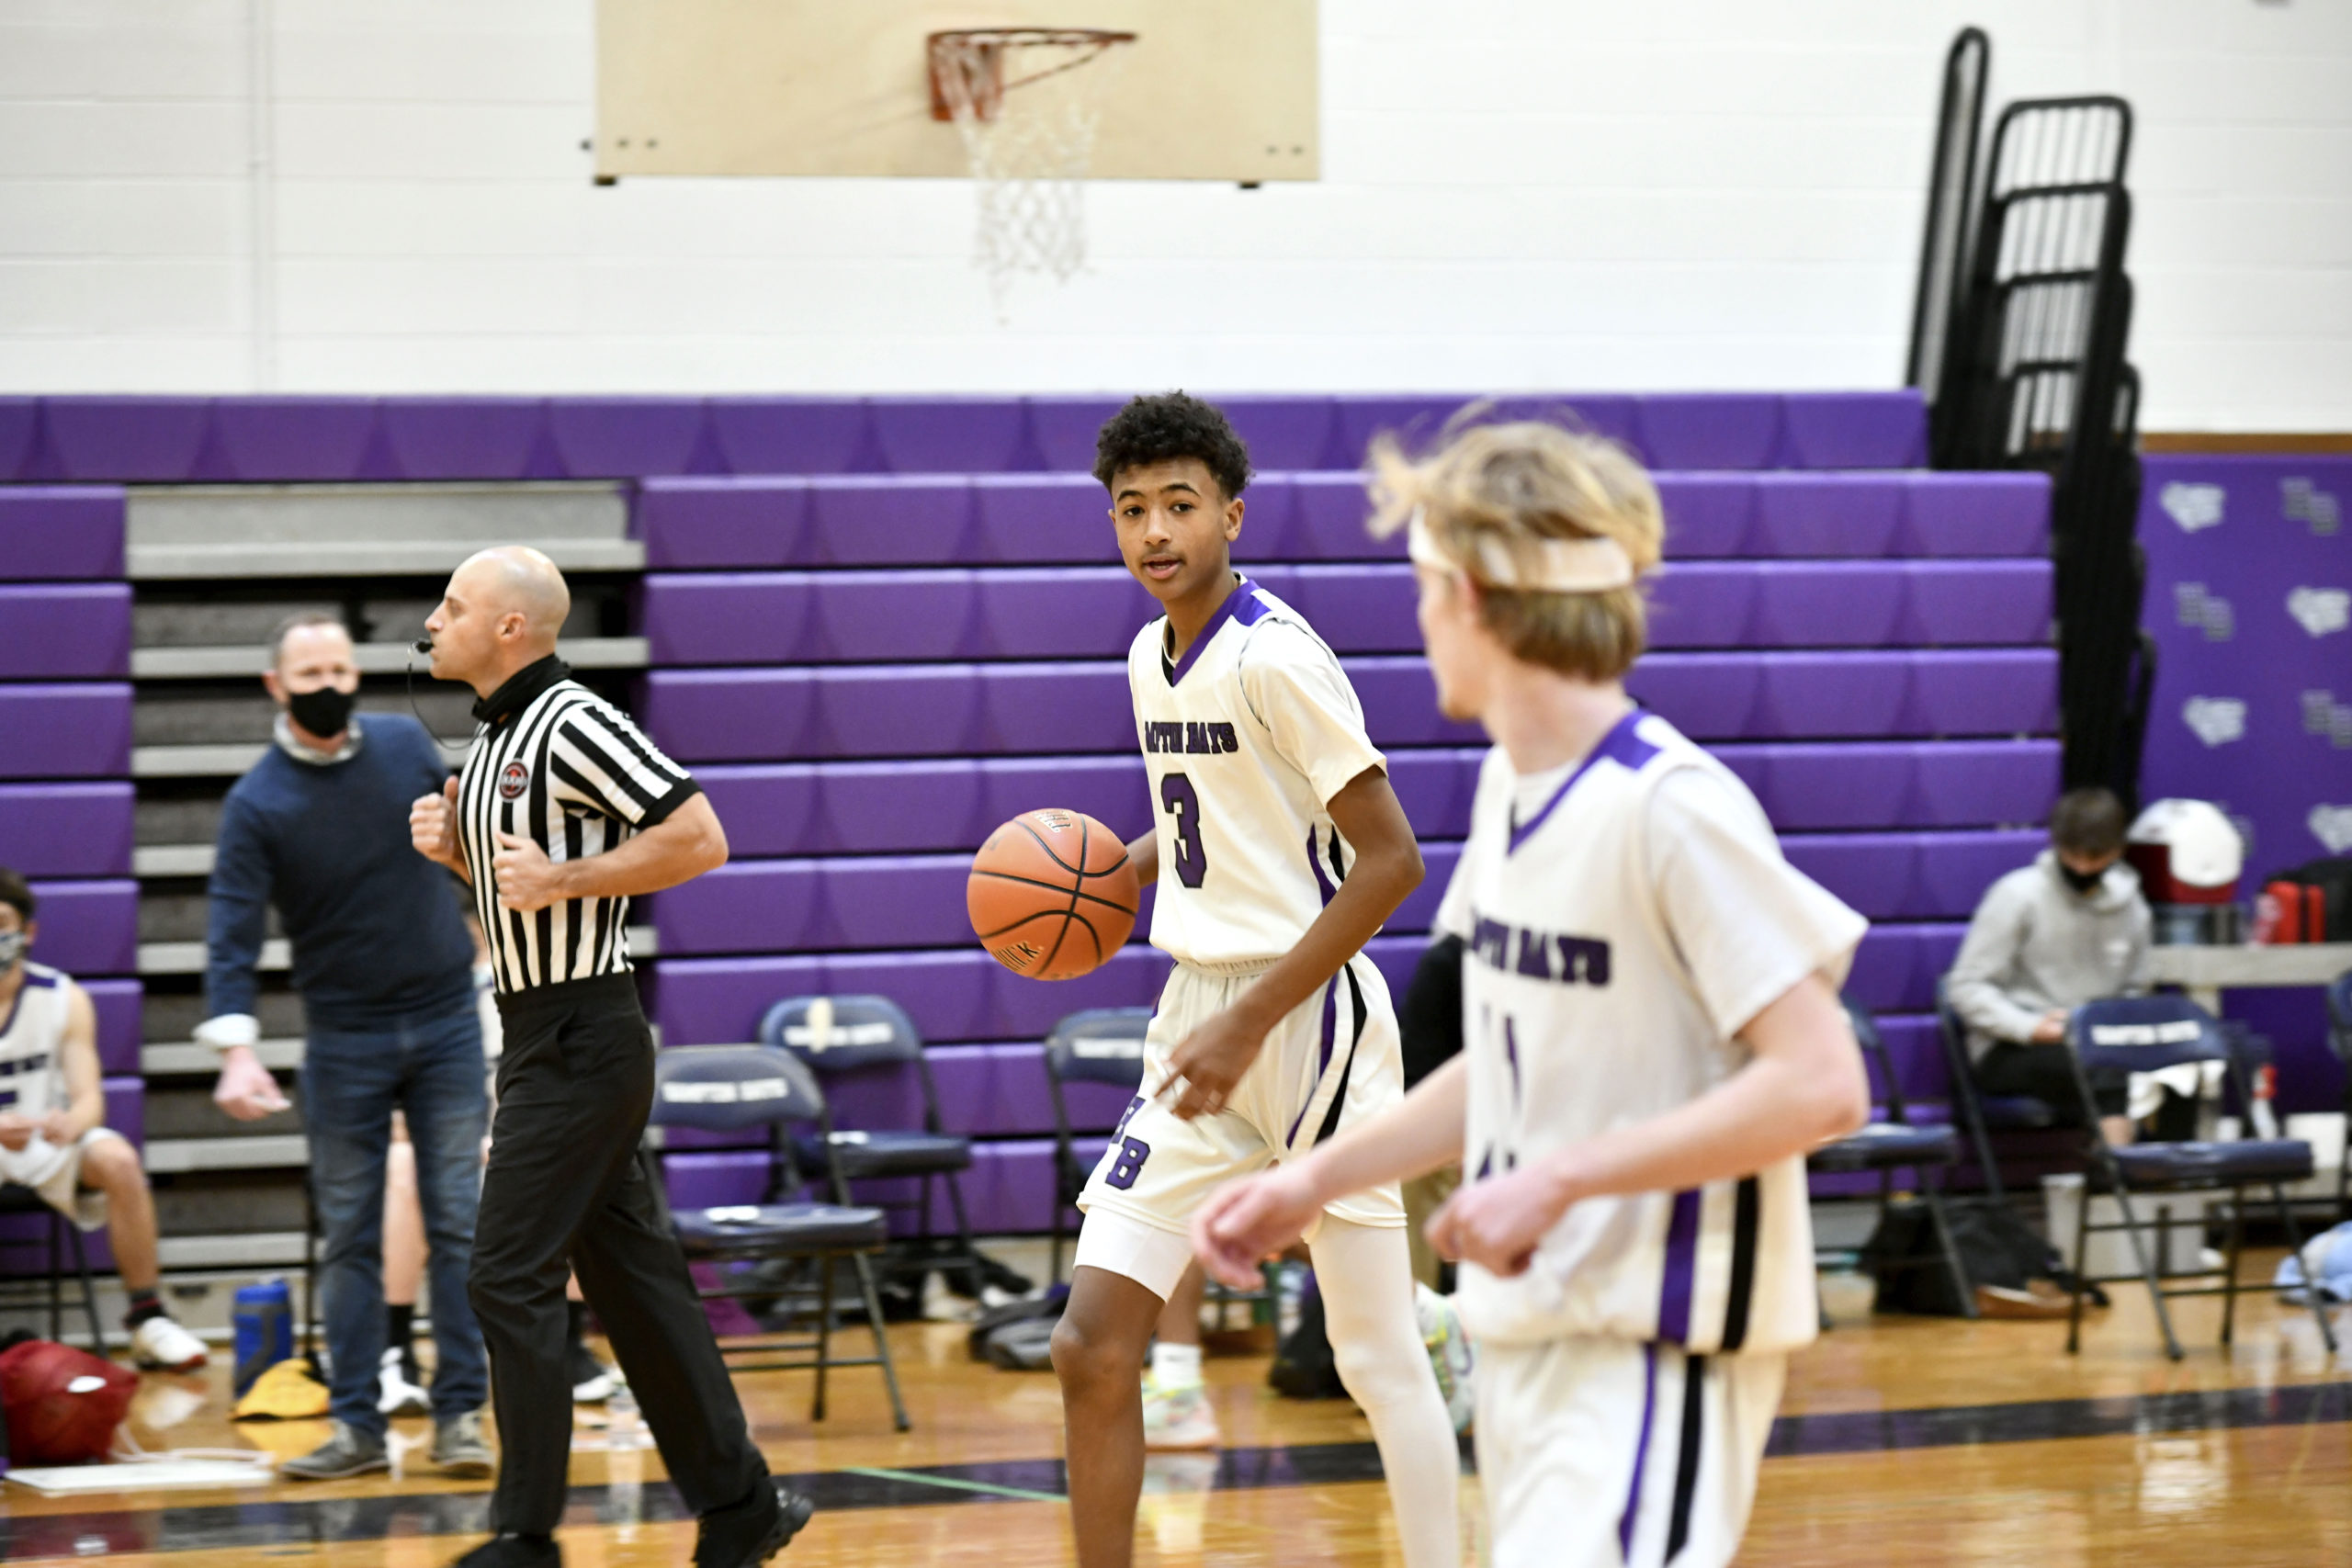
232 1278 293 1396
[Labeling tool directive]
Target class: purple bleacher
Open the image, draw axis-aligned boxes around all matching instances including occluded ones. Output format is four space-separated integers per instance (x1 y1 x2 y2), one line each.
1902 471 2053 556
1026 398 1127 473
547 398 707 479
378 398 549 480
694 741 2053 860
0 685 132 779
707 398 874 476
1719 740 2058 832
37 397 211 483
646 650 2055 762
0 784 134 878
0 489 127 580
1781 831 2042 921
25 880 138 976
973 473 1121 560
0 585 130 678
0 397 32 479
810 478 979 564
1780 390 1928 468
634 470 2043 570
1636 394 1784 470
85 979 141 1077
1219 397 1344 471
653 829 2030 960
868 397 1033 475
0 389 1934 485
652 924 1962 1049
210 398 380 482
637 479 810 569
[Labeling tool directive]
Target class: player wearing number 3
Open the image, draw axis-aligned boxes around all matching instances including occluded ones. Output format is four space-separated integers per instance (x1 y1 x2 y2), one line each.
1192 419 1873 1568
1050 395 1463 1568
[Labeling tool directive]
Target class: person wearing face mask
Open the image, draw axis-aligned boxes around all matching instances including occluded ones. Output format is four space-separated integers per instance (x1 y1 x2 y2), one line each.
1949 786 2154 1147
200 614 493 1483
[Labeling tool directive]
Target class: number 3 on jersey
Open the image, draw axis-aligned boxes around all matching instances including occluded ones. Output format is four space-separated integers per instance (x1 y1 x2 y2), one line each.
1160 773 1207 888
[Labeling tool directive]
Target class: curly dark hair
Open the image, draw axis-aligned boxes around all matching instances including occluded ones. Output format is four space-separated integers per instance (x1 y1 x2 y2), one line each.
1092 392 1253 501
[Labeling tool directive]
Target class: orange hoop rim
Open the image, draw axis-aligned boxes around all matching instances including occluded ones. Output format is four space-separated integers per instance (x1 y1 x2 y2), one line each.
927 28 1138 123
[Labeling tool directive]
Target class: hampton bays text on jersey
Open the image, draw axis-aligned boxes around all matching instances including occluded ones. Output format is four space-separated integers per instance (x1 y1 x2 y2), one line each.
1466 909 1611 987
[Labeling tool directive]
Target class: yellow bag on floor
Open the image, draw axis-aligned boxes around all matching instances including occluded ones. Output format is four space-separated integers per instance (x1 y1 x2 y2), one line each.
231 1358 329 1421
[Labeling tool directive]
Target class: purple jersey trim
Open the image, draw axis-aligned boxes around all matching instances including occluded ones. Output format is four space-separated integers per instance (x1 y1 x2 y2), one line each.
1505 707 1658 857
1657 1187 1702 1344
1620 1341 1660 1559
1286 969 1343 1147
1163 577 1263 688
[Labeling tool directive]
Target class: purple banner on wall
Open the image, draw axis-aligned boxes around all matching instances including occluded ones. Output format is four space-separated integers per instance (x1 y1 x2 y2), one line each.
2139 455 2350 1110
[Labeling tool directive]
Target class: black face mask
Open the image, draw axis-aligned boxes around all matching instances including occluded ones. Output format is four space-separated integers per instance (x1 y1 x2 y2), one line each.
2059 862 2107 896
287 684 356 739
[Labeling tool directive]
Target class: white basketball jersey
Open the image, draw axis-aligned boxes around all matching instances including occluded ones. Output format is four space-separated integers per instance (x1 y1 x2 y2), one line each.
1128 578 1385 970
1435 711 1866 1356
0 963 76 1187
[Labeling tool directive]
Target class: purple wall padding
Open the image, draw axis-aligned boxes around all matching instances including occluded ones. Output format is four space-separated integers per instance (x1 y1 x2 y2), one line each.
650 830 2032 961
2 391 1929 485
2138 455 2352 1113
650 925 1962 1051
23 880 138 977
634 468 2042 570
0 784 134 877
641 649 2055 765
84 979 141 1077
0 488 127 580
0 584 131 678
690 741 2057 862
0 684 133 779
640 559 2051 667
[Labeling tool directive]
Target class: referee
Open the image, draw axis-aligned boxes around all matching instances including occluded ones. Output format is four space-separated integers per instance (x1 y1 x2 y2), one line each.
409 547 811 1568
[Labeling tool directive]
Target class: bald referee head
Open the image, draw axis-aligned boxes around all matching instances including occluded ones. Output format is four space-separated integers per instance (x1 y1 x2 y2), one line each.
423 546 572 694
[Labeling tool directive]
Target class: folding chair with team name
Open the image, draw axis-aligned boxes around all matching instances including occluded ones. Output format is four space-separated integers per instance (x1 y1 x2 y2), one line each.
2062 996 2337 1361
650 1043 910 1429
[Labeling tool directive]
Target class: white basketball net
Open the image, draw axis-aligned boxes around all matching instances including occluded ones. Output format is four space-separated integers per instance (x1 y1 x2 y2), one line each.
929 30 1132 312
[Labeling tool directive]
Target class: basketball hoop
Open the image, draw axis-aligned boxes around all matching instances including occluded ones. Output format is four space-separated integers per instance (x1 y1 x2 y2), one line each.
927 28 1136 311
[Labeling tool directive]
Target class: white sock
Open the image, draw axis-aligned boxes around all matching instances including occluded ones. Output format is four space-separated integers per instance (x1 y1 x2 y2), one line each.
1150 1340 1204 1392
1310 1217 1463 1568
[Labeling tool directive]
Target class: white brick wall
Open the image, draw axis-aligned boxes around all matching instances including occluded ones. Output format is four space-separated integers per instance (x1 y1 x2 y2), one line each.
0 0 2346 428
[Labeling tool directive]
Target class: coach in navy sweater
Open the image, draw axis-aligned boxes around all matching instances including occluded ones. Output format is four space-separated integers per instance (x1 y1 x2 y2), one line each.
200 614 492 1482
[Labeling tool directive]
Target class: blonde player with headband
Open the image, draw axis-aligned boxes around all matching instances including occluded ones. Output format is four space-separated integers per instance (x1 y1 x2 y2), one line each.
1193 419 1872 1568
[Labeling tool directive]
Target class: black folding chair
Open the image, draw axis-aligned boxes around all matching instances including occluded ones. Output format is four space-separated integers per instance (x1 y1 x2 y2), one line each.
759 994 987 1298
0 1185 105 1348
2327 969 2352 1224
650 1043 909 1429
2062 996 2336 1360
1934 975 2057 1203
1810 999 1975 1318
1043 1007 1153 1286
1041 1007 1268 1325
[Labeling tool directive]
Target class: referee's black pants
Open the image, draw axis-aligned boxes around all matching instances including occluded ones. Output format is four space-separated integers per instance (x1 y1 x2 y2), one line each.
470 974 769 1536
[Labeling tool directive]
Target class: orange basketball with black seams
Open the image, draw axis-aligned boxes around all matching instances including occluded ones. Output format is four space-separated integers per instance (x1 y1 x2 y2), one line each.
968 808 1140 980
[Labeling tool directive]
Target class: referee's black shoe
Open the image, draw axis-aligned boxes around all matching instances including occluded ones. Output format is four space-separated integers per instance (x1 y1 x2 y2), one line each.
695 1478 816 1568
447 1534 560 1567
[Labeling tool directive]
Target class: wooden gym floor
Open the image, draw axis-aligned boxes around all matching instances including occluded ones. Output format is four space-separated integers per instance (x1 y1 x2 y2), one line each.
6 1255 2350 1567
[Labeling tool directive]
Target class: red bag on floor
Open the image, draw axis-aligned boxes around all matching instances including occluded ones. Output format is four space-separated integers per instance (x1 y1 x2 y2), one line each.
0 1339 137 1464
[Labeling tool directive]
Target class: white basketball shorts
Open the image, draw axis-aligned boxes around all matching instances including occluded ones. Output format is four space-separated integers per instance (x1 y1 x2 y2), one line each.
1075 952 1406 1296
1476 1335 1786 1568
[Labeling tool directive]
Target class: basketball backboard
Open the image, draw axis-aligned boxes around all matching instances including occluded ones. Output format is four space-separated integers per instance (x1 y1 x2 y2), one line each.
594 1 1318 184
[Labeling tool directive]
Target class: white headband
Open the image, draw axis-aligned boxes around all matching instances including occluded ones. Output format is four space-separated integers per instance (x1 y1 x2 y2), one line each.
1407 508 1637 592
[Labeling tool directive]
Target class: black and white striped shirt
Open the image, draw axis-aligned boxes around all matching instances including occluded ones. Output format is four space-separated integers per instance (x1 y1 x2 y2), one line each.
456 658 699 994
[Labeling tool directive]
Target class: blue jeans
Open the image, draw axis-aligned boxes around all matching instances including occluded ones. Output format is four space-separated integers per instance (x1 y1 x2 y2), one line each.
301 1003 490 1438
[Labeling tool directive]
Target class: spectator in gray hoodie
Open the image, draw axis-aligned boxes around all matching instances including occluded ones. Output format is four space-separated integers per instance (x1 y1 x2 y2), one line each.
1950 787 2151 1147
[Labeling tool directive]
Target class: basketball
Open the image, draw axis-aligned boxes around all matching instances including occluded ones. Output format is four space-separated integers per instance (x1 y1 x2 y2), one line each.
967 809 1140 980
